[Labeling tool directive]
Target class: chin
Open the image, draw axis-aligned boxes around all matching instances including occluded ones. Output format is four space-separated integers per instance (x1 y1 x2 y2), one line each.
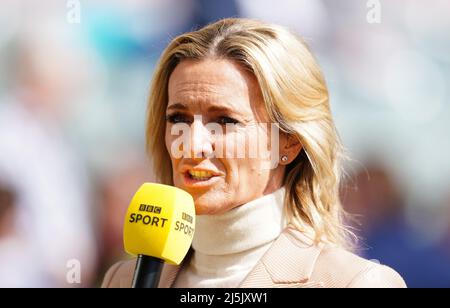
192 192 229 215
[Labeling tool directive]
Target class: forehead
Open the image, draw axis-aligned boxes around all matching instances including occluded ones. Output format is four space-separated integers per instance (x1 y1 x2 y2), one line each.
167 59 264 113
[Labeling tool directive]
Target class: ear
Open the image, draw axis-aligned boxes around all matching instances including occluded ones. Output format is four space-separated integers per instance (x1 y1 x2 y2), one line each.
279 133 302 165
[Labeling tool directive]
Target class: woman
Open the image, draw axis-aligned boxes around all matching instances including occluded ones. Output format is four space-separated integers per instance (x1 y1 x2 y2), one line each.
102 18 406 288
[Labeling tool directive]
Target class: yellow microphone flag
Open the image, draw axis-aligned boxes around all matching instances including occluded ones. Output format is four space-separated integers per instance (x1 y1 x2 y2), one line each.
123 183 195 265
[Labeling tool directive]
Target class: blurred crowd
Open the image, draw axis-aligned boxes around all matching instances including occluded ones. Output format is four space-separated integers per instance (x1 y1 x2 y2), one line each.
0 0 449 287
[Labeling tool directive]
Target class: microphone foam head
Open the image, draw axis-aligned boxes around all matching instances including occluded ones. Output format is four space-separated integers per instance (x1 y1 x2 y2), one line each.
123 183 195 265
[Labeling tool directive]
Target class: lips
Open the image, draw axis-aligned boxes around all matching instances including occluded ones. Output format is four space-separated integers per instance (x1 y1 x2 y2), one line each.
179 165 224 188
188 170 214 180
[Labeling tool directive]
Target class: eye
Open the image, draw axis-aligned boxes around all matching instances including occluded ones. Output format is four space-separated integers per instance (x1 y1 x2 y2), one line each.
217 116 239 125
165 113 191 124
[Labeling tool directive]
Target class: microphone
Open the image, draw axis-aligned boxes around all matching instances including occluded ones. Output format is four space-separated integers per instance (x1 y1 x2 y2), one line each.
123 183 195 288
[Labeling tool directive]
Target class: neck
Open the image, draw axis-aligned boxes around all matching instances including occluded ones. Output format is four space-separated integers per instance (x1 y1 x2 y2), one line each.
173 186 288 288
192 186 287 255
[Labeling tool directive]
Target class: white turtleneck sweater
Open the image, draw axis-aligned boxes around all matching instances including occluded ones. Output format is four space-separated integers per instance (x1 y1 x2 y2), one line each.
173 187 287 288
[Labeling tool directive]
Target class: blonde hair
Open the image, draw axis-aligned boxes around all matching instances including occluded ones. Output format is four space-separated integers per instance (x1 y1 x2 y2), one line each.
146 18 352 248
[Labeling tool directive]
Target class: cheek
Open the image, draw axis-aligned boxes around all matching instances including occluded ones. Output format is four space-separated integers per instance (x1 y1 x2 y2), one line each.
165 126 180 179
165 125 177 161
164 124 170 152
219 128 267 176
241 126 274 176
236 124 273 163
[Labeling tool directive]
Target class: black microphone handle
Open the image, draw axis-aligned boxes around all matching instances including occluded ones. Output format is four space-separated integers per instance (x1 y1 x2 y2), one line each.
131 255 164 288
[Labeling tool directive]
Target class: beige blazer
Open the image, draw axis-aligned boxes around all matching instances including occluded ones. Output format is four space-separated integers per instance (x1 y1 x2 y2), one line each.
102 227 406 288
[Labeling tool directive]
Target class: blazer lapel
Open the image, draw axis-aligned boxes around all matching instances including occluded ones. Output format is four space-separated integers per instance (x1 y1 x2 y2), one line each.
157 263 182 288
157 249 193 288
115 261 182 288
156 228 324 288
239 227 324 288
114 256 187 287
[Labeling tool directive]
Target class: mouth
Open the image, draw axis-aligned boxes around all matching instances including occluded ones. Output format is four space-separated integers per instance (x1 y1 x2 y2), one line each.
187 170 215 181
181 168 223 188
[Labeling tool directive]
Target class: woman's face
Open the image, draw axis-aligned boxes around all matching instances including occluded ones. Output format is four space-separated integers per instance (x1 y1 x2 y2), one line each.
165 59 292 215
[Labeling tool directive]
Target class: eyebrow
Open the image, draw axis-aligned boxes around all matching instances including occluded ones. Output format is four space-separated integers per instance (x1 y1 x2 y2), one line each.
166 103 188 111
167 102 237 114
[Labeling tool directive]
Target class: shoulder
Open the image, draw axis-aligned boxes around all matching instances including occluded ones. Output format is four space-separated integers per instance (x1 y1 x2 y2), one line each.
101 259 136 288
280 228 406 288
313 245 406 288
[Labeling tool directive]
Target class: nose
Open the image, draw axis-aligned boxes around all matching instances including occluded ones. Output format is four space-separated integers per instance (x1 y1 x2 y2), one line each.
189 115 214 159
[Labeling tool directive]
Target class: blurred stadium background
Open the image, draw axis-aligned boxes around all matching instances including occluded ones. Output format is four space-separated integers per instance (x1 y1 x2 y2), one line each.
0 0 449 287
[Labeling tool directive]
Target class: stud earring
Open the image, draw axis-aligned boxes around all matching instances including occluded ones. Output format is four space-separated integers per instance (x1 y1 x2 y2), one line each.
281 155 288 162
